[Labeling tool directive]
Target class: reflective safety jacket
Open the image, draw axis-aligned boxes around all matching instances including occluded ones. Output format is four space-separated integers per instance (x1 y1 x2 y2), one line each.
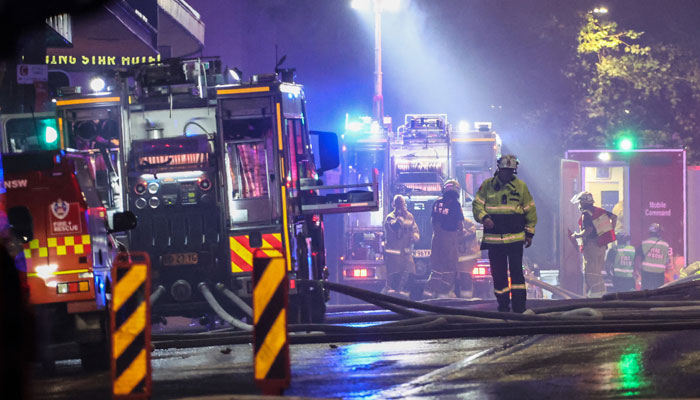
472 176 537 248
384 210 419 256
639 236 670 274
611 244 636 278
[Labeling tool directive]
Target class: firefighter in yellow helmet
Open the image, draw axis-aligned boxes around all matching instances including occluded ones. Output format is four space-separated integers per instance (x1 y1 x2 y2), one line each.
425 179 465 298
472 154 537 312
571 191 617 297
383 194 420 296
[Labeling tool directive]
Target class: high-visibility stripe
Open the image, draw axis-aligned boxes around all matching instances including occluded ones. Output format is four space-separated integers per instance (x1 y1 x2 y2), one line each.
113 265 147 311
254 309 286 380
385 249 401 255
56 96 120 106
483 232 526 244
253 259 285 324
27 268 89 277
511 283 527 290
261 238 284 258
281 186 292 271
276 103 284 151
113 349 147 395
494 287 510 294
217 86 270 95
458 254 479 262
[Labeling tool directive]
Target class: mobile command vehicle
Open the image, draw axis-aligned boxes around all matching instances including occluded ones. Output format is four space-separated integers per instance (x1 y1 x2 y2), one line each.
3 150 136 369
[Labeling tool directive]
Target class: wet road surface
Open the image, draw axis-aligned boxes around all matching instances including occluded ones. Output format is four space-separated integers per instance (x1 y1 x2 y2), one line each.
32 329 700 399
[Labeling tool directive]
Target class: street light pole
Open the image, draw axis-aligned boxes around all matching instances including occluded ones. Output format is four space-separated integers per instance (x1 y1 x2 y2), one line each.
373 2 384 123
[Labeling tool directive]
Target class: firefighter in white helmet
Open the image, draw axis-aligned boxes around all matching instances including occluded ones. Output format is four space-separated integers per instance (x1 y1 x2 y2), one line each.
425 179 465 298
571 191 617 297
383 194 420 297
635 223 670 290
472 154 537 312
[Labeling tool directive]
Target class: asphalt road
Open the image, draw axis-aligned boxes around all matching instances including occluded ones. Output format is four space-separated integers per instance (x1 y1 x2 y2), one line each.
31 328 700 399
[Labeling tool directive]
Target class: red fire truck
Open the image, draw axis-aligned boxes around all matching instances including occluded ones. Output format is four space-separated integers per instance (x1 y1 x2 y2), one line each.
49 59 377 323
3 150 136 369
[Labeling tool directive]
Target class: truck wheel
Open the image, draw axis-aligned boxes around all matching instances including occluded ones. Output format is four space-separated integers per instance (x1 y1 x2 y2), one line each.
80 341 110 371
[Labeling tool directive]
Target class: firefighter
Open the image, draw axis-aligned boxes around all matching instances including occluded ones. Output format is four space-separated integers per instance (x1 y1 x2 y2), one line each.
571 192 617 297
605 234 636 292
426 179 464 298
455 216 481 297
472 154 537 313
635 223 670 290
383 194 420 297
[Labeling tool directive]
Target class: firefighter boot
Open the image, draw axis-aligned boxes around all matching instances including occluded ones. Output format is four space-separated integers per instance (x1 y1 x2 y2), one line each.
425 271 450 299
437 272 456 299
455 272 472 298
495 292 511 312
407 274 424 301
512 289 527 313
397 272 411 298
385 273 401 295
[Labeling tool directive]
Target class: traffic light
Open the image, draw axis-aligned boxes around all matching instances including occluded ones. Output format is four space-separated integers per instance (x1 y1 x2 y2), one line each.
614 131 637 151
1 113 61 152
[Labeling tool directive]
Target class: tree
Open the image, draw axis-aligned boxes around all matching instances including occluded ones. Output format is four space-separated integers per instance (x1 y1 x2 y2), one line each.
565 13 700 163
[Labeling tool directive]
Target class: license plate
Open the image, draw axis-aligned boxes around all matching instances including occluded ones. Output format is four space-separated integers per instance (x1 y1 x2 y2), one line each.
162 252 198 266
413 249 431 258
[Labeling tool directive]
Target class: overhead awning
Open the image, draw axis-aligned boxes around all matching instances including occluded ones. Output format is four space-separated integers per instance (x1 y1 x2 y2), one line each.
45 0 204 70
157 0 205 58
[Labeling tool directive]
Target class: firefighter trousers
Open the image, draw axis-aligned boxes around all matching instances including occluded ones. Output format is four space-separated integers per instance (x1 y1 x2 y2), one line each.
488 242 526 313
582 243 607 297
641 270 664 290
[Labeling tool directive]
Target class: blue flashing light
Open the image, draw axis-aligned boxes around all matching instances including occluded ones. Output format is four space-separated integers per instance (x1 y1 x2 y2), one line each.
347 121 364 132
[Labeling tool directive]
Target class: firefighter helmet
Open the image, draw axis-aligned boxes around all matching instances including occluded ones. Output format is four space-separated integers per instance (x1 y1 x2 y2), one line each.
496 154 519 170
571 191 595 206
649 223 662 234
442 179 461 195
392 194 407 209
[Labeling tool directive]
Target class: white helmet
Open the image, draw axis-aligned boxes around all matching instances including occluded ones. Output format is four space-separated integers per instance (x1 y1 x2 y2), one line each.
497 154 519 170
571 191 594 206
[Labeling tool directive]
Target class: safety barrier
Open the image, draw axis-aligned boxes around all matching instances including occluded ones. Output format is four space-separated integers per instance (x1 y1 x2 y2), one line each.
110 252 152 399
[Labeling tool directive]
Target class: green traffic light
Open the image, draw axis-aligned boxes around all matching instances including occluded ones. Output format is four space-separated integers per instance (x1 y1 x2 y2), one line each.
619 138 633 151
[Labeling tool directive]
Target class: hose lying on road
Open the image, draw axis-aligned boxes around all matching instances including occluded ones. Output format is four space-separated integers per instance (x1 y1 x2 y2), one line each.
523 275 584 299
150 285 166 306
215 283 254 318
198 282 252 331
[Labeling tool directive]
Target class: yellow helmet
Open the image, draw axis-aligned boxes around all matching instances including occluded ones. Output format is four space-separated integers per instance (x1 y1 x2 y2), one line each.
443 179 461 195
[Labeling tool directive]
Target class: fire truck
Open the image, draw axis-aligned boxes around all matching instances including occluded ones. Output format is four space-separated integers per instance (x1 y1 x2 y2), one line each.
50 58 378 322
2 150 136 370
390 114 453 281
335 116 390 301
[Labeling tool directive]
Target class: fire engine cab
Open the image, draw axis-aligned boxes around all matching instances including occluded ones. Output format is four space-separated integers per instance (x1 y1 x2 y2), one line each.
3 150 136 370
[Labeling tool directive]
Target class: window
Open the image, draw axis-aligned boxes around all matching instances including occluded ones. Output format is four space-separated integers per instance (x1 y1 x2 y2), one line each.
225 142 269 199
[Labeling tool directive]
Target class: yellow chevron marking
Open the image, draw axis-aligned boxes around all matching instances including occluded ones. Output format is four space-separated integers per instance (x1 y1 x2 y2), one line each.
113 264 146 311
254 257 285 324
229 237 253 267
113 302 146 359
255 308 287 380
261 238 283 257
113 349 147 395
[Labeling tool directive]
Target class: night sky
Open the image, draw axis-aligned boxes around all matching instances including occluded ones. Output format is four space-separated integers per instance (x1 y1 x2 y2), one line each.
188 0 700 264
